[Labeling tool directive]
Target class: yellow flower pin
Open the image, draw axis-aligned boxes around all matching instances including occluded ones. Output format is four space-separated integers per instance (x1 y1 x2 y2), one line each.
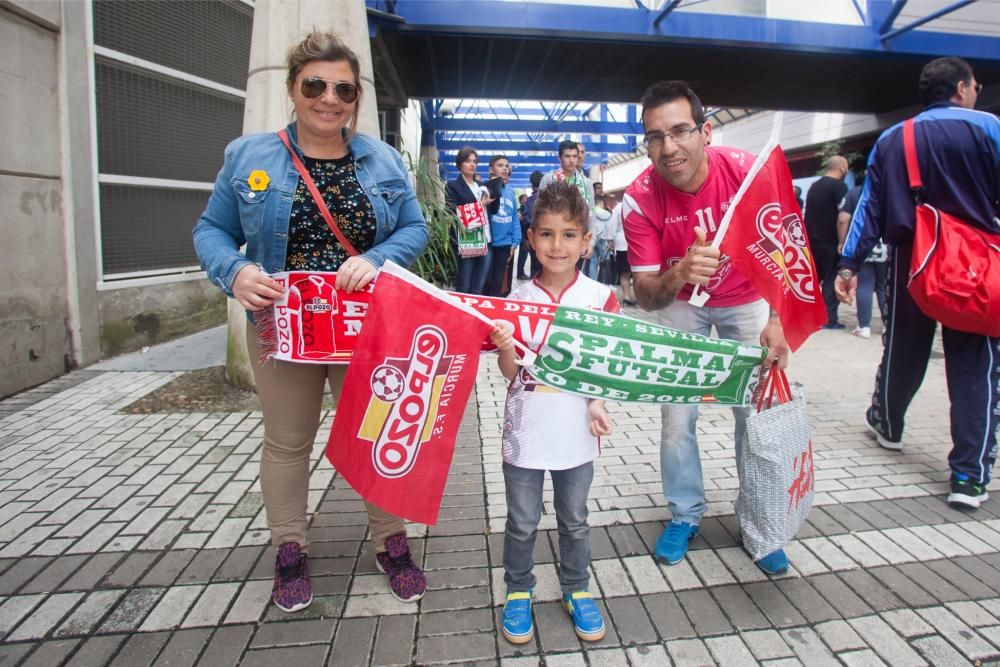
248 170 270 191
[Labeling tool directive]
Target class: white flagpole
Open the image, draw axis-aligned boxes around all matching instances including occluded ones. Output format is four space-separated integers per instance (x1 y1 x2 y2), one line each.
688 111 785 307
379 261 538 365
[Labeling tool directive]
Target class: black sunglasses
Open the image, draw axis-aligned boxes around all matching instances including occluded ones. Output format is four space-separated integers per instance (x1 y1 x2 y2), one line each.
300 77 359 103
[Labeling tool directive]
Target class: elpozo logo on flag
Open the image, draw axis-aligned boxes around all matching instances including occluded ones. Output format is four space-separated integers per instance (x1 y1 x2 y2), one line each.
746 202 817 303
697 140 827 351
327 263 495 525
358 325 455 479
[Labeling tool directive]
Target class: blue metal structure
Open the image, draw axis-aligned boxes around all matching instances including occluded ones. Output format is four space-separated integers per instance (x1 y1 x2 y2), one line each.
879 0 979 43
369 0 999 111
423 99 648 186
371 0 1000 184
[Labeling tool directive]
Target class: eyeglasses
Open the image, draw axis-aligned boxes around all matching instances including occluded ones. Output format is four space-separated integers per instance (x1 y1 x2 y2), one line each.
975 82 984 95
299 77 359 103
643 124 704 149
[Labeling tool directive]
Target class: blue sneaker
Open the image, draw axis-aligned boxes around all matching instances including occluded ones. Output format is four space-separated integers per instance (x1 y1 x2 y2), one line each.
654 521 700 565
563 591 606 641
755 548 789 575
501 591 533 644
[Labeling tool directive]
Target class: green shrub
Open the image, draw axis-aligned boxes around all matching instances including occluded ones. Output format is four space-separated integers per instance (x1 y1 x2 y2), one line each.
407 154 456 288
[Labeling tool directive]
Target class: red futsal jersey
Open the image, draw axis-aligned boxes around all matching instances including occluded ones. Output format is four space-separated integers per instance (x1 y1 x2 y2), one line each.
623 146 759 308
287 275 339 360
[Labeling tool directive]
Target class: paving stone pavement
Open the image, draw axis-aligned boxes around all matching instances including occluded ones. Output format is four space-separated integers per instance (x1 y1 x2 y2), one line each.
2 303 999 666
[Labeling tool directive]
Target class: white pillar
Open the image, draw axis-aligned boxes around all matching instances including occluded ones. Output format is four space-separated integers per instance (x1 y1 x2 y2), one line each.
226 0 379 388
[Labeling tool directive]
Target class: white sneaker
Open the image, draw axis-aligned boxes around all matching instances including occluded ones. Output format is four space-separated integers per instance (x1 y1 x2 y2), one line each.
852 326 871 339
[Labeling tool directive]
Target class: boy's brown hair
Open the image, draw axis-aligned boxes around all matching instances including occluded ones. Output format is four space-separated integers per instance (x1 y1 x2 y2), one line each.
531 181 589 231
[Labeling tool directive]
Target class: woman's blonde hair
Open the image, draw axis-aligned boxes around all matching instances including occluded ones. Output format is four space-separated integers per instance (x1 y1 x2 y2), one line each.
286 31 362 137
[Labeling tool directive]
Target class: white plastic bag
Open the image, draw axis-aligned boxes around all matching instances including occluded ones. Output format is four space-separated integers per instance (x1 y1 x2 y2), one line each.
735 368 814 560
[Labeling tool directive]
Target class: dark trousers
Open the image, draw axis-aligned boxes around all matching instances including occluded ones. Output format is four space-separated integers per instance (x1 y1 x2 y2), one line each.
455 252 491 295
484 245 512 297
868 242 1000 483
812 242 841 325
516 240 536 279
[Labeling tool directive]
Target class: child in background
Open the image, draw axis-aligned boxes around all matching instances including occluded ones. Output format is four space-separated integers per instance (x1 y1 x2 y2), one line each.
489 181 619 644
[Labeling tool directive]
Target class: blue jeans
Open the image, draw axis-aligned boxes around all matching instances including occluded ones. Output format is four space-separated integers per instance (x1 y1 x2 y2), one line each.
455 252 492 295
856 262 888 328
503 461 593 595
657 299 769 524
582 250 600 280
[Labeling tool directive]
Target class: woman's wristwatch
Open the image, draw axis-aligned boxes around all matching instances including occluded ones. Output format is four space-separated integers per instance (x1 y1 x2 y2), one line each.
837 268 856 280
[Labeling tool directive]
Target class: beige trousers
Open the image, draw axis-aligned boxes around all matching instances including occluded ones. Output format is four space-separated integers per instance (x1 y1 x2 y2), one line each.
247 324 404 552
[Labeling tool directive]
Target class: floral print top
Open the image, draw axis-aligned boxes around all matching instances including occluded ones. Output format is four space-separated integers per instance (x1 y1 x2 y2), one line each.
284 154 377 271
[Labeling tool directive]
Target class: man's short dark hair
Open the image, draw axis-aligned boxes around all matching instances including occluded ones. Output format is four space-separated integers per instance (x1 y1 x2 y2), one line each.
489 154 509 168
531 181 588 231
640 80 706 125
456 146 477 169
558 140 579 157
919 57 974 107
530 170 544 188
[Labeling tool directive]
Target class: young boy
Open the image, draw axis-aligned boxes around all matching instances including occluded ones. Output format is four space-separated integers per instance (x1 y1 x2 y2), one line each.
489 181 620 644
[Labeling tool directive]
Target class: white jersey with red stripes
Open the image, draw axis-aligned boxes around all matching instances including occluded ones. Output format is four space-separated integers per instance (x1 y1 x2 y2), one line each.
501 272 620 470
623 146 759 308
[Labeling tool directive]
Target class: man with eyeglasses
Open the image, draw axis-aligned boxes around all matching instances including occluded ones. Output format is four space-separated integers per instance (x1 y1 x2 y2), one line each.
622 80 791 575
836 57 1000 511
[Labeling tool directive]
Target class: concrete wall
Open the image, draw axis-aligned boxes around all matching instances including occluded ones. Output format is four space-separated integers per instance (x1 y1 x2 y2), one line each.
399 99 423 166
1 0 222 398
98 279 226 358
0 3 70 398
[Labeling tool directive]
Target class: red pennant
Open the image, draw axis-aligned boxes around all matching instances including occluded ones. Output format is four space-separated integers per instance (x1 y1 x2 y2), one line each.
326 266 494 524
718 145 827 351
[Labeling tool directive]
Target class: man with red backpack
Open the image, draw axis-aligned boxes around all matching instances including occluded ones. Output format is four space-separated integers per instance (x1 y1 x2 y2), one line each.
836 57 1000 510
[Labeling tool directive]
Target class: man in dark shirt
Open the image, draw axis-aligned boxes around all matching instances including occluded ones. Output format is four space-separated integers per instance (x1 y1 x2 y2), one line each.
836 56 1000 510
804 155 849 329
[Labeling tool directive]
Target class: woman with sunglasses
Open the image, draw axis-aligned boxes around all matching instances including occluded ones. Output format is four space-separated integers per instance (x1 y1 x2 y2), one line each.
194 32 428 614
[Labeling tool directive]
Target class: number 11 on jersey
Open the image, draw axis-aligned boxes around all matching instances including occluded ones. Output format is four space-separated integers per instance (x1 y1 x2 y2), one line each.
694 207 718 233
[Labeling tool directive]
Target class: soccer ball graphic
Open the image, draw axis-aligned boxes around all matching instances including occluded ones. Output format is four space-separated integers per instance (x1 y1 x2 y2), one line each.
371 365 405 402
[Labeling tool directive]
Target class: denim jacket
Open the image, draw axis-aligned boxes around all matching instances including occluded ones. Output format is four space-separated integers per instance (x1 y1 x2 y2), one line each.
193 122 428 298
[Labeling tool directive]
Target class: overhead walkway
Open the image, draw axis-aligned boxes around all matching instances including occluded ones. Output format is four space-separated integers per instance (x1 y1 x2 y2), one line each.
369 0 1000 112
368 0 1000 185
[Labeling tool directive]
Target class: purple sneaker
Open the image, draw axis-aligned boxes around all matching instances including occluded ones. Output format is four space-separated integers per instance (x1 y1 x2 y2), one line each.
272 542 313 612
375 533 426 602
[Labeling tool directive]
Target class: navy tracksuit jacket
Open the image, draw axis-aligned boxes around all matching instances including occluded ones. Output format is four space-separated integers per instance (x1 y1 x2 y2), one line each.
841 102 1000 483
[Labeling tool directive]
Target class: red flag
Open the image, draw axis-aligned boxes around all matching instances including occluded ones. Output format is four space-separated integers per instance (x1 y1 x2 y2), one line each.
713 144 827 351
327 263 494 525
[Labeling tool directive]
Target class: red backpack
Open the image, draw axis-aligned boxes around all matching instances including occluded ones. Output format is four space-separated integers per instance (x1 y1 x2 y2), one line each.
902 118 1000 337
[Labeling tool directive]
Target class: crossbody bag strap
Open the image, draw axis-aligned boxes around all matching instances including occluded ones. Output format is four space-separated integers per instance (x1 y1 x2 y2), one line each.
277 130 359 257
902 119 923 192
